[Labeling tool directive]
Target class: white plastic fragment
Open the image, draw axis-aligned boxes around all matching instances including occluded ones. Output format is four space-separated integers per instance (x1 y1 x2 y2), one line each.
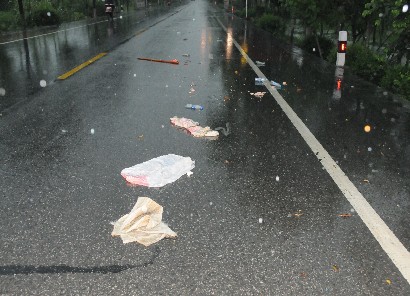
121 154 195 187
40 80 47 87
276 176 280 182
259 218 263 223
90 128 95 134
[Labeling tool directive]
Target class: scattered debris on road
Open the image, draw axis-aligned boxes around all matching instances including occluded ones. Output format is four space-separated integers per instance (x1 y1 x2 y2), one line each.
255 61 265 66
255 78 282 89
182 53 190 57
332 265 340 272
185 104 203 110
121 154 195 187
214 123 231 136
137 57 179 65
170 117 219 138
250 91 266 99
111 196 177 246
338 213 353 218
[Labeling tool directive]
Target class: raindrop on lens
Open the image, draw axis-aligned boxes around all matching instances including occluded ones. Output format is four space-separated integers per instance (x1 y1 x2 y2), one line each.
40 80 47 87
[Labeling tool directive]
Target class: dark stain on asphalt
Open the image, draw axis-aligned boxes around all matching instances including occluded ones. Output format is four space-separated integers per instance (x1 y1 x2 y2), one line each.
0 246 160 275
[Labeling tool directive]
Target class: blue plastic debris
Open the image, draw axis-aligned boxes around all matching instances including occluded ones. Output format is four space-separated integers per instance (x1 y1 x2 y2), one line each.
255 78 282 89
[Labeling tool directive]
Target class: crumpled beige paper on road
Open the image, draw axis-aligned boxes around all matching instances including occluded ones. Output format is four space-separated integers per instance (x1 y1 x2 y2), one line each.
112 197 177 246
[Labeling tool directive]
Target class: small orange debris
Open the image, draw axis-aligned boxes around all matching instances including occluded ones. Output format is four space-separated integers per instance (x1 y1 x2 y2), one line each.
332 265 340 272
338 213 352 218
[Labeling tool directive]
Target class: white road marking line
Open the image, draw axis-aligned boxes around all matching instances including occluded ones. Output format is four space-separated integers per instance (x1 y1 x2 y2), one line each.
216 17 410 284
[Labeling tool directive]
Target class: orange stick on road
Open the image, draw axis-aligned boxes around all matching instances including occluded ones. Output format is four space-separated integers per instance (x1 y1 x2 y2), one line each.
137 57 179 65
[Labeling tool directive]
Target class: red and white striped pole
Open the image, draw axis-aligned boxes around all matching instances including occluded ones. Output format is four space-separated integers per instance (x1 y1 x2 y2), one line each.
336 31 347 67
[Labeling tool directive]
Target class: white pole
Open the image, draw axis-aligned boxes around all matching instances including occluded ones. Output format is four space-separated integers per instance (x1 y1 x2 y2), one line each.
336 31 347 67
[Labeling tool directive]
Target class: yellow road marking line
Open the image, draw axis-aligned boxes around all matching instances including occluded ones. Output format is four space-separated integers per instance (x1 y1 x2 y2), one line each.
57 52 107 80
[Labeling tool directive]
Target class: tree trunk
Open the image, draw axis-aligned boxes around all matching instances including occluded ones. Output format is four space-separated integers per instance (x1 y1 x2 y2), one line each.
93 0 97 18
314 33 323 59
290 18 295 44
17 0 26 27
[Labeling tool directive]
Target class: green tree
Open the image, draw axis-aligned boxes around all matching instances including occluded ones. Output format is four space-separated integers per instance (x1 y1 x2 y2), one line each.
363 0 409 65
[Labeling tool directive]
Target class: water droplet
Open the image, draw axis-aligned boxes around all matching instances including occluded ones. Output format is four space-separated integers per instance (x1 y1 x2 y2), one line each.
40 80 47 87
209 202 213 206
90 128 95 134
275 176 279 181
367 147 372 152
259 218 263 223
0 87 5 96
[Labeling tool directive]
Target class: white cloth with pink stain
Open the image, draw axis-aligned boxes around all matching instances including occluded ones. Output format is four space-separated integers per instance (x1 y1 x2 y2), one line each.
170 116 219 137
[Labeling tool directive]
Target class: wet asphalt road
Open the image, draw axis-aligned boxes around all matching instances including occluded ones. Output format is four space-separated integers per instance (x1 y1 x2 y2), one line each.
1 1 410 295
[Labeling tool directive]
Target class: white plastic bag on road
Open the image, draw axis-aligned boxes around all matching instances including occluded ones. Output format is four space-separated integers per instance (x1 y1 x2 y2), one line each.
121 154 195 187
